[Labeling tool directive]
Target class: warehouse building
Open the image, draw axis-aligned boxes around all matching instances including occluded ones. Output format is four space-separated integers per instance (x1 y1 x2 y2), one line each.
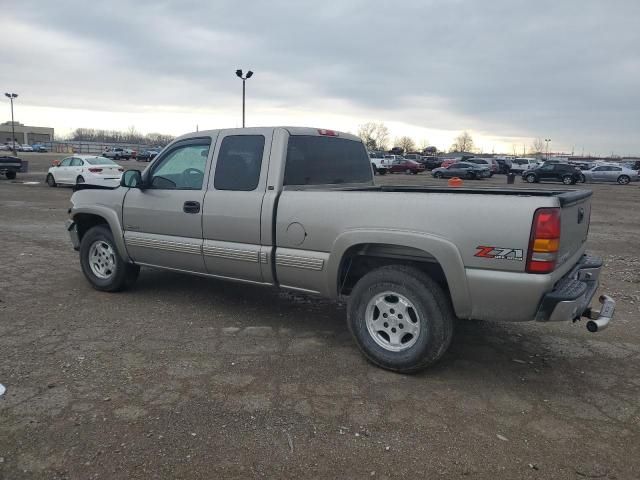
1 121 54 144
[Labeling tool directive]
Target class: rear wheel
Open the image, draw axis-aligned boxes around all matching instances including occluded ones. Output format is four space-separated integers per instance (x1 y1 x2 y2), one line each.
562 175 574 185
525 173 536 183
347 265 454 373
378 169 386 175
79 225 139 292
467 171 477 180
405 169 412 175
46 173 57 187
617 175 630 185
76 175 85 185
6 171 16 180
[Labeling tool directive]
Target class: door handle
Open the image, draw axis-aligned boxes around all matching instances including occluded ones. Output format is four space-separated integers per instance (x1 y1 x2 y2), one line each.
183 201 201 214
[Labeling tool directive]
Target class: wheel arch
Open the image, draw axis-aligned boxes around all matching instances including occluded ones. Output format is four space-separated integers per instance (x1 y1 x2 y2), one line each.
72 207 130 262
328 230 471 319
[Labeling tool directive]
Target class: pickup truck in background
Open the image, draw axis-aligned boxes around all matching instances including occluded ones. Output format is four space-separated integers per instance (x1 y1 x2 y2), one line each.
0 155 22 179
66 127 615 372
369 151 392 175
102 147 133 160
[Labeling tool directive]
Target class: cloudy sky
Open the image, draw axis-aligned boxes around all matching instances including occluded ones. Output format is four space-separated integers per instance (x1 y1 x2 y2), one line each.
1 0 638 155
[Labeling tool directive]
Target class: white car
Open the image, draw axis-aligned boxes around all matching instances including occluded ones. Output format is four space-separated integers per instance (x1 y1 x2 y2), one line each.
46 155 124 187
20 144 34 152
510 158 540 174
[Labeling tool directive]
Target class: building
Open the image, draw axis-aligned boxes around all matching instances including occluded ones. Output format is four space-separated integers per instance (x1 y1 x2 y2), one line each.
1 121 54 145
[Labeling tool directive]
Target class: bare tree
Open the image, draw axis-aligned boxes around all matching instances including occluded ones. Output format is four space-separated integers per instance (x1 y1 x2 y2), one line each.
531 137 544 154
450 131 474 153
395 136 416 153
357 122 390 151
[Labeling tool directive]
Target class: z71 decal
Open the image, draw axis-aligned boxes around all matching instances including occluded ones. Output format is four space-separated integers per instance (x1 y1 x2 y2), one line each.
475 246 524 261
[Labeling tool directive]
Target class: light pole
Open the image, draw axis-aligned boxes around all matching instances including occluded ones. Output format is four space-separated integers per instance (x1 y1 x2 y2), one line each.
4 93 18 155
544 138 551 161
235 69 253 128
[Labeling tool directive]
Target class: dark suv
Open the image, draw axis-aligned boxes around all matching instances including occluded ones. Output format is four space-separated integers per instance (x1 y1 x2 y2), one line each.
522 163 582 185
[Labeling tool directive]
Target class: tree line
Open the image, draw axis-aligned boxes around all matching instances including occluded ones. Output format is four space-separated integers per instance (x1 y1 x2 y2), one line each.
65 127 175 146
358 121 547 156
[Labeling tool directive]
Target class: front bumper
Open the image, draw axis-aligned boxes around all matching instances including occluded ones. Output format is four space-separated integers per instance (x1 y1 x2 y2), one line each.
66 219 80 251
535 254 615 328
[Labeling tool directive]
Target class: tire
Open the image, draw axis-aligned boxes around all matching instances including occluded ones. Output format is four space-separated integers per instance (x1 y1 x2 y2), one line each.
562 175 574 185
617 175 630 185
79 225 140 292
577 174 585 183
405 169 412 175
6 171 16 180
76 175 85 185
467 171 477 180
347 265 455 373
525 173 536 183
115 155 120 160
46 173 57 187
434 172 443 179
378 169 387 176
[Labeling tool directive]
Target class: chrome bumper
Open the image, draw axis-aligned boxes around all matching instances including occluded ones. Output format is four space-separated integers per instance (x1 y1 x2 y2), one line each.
535 255 615 330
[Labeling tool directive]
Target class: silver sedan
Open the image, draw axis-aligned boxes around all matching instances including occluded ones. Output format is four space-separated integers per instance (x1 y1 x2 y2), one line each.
581 165 639 185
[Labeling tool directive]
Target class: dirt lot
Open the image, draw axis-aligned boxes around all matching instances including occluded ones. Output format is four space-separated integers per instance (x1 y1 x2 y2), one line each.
1 155 639 479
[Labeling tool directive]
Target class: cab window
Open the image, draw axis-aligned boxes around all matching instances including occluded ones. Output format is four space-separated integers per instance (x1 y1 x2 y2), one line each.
150 140 211 190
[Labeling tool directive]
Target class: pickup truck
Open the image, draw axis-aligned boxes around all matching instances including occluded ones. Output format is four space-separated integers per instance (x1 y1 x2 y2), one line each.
102 147 133 160
65 127 615 372
0 155 22 179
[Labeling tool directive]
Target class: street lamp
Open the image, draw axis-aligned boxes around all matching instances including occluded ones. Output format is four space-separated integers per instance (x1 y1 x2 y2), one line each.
235 69 253 128
544 138 551 161
4 93 18 155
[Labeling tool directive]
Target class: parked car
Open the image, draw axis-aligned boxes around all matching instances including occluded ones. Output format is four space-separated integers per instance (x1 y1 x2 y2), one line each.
369 151 392 175
0 144 9 151
389 159 425 174
404 153 422 161
19 144 34 152
494 158 513 174
0 155 22 179
418 156 442 170
65 126 614 373
581 164 639 185
467 158 498 176
522 163 582 185
622 160 640 171
31 144 48 152
137 150 159 162
47 155 124 187
510 158 540 174
102 147 133 160
432 162 490 179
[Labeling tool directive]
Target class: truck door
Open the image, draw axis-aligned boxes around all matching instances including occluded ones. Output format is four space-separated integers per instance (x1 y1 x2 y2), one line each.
201 129 272 283
122 137 214 273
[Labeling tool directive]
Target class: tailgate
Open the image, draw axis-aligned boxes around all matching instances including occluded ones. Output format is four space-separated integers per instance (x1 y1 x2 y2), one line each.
557 191 591 267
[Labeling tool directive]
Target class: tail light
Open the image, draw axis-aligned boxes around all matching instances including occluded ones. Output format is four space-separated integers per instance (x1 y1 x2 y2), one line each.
526 208 561 273
318 129 338 136
88 167 103 173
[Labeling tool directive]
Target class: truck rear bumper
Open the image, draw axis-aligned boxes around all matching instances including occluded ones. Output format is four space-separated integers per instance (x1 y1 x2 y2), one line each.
535 254 614 325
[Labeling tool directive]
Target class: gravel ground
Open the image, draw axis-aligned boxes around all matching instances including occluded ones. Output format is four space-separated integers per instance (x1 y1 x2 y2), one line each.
1 154 639 479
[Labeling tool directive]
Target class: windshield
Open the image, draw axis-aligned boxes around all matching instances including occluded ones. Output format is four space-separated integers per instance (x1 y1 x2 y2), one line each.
284 136 372 185
86 157 117 165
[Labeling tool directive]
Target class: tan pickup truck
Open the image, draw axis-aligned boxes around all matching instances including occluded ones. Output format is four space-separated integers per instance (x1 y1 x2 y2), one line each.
65 127 615 372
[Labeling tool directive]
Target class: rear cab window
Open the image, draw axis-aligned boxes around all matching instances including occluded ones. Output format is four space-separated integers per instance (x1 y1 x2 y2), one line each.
284 136 372 186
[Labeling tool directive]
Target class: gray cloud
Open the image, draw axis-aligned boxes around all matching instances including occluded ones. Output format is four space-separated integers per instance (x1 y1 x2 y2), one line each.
2 0 639 154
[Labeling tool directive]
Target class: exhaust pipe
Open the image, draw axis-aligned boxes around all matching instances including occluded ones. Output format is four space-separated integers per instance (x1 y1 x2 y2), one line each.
585 295 615 332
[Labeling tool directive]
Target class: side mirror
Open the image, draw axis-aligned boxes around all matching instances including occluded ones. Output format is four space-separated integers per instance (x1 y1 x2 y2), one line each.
121 169 143 188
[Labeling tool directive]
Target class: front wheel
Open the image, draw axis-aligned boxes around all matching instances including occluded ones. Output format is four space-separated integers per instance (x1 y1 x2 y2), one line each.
617 175 630 185
562 175 574 185
6 171 16 180
347 265 455 373
79 225 140 292
434 172 443 179
525 173 536 183
46 173 57 187
467 171 477 180
378 169 387 176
